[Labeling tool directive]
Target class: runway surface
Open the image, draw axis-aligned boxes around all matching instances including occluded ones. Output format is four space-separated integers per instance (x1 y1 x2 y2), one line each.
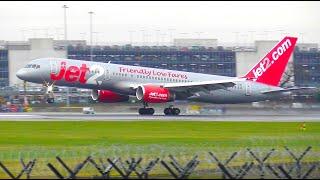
1 110 320 122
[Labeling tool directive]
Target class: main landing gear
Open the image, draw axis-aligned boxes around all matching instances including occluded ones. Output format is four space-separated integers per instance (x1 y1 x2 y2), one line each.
164 105 180 116
138 103 181 116
138 102 155 115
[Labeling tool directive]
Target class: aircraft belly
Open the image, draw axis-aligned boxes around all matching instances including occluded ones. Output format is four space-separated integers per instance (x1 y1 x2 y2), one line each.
50 78 133 95
188 90 266 104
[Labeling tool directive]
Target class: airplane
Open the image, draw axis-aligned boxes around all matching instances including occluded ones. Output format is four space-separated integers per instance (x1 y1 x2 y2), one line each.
16 36 314 115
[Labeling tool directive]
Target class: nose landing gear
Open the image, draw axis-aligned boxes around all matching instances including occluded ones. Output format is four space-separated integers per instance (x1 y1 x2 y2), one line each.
43 82 55 104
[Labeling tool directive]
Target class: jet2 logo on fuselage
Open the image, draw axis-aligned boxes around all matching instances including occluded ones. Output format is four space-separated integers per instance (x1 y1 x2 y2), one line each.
50 61 89 84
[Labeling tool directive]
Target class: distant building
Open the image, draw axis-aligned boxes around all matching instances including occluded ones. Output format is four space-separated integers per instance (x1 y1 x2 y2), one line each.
236 40 281 77
173 39 218 48
1 38 320 91
0 49 8 87
67 44 236 77
294 47 320 87
6 38 67 87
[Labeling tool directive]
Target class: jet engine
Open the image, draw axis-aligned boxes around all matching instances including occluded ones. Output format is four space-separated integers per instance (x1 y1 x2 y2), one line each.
136 85 175 103
91 90 129 103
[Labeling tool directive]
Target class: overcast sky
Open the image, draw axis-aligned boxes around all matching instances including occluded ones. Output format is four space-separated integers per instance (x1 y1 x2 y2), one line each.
0 1 319 46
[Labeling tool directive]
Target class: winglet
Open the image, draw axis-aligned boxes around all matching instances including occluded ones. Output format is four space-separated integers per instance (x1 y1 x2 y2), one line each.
244 36 298 86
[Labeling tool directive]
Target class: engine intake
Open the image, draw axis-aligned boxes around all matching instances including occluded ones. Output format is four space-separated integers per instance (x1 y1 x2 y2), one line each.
136 85 175 103
91 90 129 103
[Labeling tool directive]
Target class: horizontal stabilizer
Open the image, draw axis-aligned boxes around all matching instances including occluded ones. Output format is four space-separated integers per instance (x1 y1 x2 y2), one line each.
261 87 317 95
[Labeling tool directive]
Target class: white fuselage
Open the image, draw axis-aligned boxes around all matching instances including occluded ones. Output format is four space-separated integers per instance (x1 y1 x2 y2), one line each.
16 58 288 104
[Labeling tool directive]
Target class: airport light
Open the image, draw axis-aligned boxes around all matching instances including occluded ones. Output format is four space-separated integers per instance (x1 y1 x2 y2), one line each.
63 5 68 40
241 33 249 46
140 29 145 46
233 32 239 47
180 32 188 39
43 28 49 38
195 32 203 39
31 28 39 38
160 33 167 45
168 28 175 45
144 31 149 46
263 30 270 40
155 29 160 46
89 11 94 61
62 4 70 107
129 30 135 45
93 32 101 45
248 31 255 44
80 32 86 40
20 29 27 41
54 27 62 40
299 32 304 43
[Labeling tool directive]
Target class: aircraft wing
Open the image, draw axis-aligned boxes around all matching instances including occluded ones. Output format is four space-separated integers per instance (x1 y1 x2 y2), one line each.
261 87 317 95
162 78 246 93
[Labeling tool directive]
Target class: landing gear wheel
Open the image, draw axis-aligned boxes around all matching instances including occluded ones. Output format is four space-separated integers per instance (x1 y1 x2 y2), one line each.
173 108 180 115
139 108 155 115
47 98 55 104
164 107 180 116
164 108 171 115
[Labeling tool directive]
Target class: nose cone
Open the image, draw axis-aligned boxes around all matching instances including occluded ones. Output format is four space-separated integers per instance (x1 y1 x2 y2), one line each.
16 69 27 80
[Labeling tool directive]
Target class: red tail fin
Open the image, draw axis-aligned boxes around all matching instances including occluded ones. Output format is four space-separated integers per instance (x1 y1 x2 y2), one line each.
244 36 297 86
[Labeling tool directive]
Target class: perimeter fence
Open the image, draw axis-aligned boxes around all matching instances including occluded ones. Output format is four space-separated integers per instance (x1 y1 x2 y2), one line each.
0 146 319 179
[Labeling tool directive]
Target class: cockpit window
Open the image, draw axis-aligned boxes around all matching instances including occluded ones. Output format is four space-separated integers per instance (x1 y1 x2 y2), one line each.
25 64 40 69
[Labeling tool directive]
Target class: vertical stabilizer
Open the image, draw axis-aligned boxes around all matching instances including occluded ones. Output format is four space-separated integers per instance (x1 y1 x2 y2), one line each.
244 36 297 86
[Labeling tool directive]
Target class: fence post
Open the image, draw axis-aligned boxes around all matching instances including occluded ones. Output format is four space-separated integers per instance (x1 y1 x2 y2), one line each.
247 148 275 179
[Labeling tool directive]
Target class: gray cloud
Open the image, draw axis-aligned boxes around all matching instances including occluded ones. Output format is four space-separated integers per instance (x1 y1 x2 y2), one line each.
0 1 319 45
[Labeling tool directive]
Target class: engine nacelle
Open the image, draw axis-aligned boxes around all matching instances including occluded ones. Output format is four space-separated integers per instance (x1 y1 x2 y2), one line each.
136 85 175 103
91 90 129 103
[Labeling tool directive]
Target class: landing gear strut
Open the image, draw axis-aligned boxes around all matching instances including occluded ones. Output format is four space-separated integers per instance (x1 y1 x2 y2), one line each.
44 82 55 104
138 102 155 115
47 97 55 103
164 105 180 116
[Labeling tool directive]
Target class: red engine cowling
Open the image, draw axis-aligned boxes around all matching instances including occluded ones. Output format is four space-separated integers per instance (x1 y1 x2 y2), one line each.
136 85 175 103
91 90 129 103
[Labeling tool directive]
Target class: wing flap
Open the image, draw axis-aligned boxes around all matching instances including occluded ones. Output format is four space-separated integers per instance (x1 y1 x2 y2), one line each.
164 78 245 88
130 78 246 95
163 78 246 93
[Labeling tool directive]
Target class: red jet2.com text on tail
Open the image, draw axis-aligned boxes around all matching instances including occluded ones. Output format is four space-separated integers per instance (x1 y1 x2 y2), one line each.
244 36 297 86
